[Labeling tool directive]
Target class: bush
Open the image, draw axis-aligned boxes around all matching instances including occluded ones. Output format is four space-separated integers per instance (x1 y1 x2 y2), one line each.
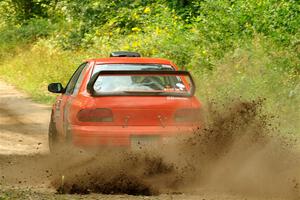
0 18 55 58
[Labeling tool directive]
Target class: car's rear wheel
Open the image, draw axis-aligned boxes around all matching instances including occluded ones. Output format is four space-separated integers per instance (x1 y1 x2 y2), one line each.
48 119 59 153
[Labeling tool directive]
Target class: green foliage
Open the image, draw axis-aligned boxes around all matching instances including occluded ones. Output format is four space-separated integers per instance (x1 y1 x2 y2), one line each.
193 0 300 45
0 18 56 58
0 0 53 24
1 0 298 53
45 0 299 65
164 0 202 21
0 0 299 133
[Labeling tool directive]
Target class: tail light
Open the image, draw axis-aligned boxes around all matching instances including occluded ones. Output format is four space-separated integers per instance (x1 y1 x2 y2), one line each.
77 108 113 122
174 108 202 122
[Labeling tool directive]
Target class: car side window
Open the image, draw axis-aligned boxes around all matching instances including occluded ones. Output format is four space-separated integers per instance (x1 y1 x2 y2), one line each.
72 64 89 96
65 63 88 95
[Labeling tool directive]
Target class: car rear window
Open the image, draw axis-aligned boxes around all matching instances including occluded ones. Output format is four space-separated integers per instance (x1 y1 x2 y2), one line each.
89 64 194 96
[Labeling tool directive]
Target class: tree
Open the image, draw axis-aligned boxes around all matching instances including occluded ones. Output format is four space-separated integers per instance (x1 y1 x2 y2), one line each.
1 0 51 23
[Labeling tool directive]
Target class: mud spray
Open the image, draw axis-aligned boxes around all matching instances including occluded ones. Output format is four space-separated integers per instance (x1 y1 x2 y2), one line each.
1 99 299 199
47 99 300 199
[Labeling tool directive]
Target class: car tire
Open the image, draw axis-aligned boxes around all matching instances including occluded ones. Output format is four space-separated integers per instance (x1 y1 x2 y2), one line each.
48 119 59 153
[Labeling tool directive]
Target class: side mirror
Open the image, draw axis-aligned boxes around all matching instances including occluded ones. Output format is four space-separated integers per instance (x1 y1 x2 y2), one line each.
48 83 64 93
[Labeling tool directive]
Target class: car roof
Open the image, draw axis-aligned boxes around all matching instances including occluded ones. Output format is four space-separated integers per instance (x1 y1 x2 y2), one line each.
86 57 173 65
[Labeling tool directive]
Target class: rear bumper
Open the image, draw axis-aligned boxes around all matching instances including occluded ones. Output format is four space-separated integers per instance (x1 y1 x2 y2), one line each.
71 125 200 148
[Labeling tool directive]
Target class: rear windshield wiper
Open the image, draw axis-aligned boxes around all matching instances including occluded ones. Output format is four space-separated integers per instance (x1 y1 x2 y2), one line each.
123 90 166 95
122 91 189 97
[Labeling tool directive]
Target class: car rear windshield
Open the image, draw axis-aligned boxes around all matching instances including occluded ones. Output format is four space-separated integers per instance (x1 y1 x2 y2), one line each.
91 64 192 96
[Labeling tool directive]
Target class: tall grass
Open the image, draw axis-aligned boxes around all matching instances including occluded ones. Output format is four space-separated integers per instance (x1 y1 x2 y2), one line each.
0 40 87 102
196 37 300 134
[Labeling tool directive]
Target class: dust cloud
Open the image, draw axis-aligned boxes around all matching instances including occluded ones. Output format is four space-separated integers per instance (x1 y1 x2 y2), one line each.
47 99 300 199
1 99 299 199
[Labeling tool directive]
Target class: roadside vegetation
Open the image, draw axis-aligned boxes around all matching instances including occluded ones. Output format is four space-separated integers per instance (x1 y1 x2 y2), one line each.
0 0 299 133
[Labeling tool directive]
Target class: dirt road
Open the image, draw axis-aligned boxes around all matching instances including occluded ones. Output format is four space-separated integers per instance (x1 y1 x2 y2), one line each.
0 80 49 155
0 80 295 200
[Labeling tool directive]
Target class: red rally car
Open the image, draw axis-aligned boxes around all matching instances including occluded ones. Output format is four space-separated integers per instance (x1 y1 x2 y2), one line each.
48 51 202 152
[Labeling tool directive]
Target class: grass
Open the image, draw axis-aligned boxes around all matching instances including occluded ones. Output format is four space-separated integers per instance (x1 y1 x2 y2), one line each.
0 41 88 103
